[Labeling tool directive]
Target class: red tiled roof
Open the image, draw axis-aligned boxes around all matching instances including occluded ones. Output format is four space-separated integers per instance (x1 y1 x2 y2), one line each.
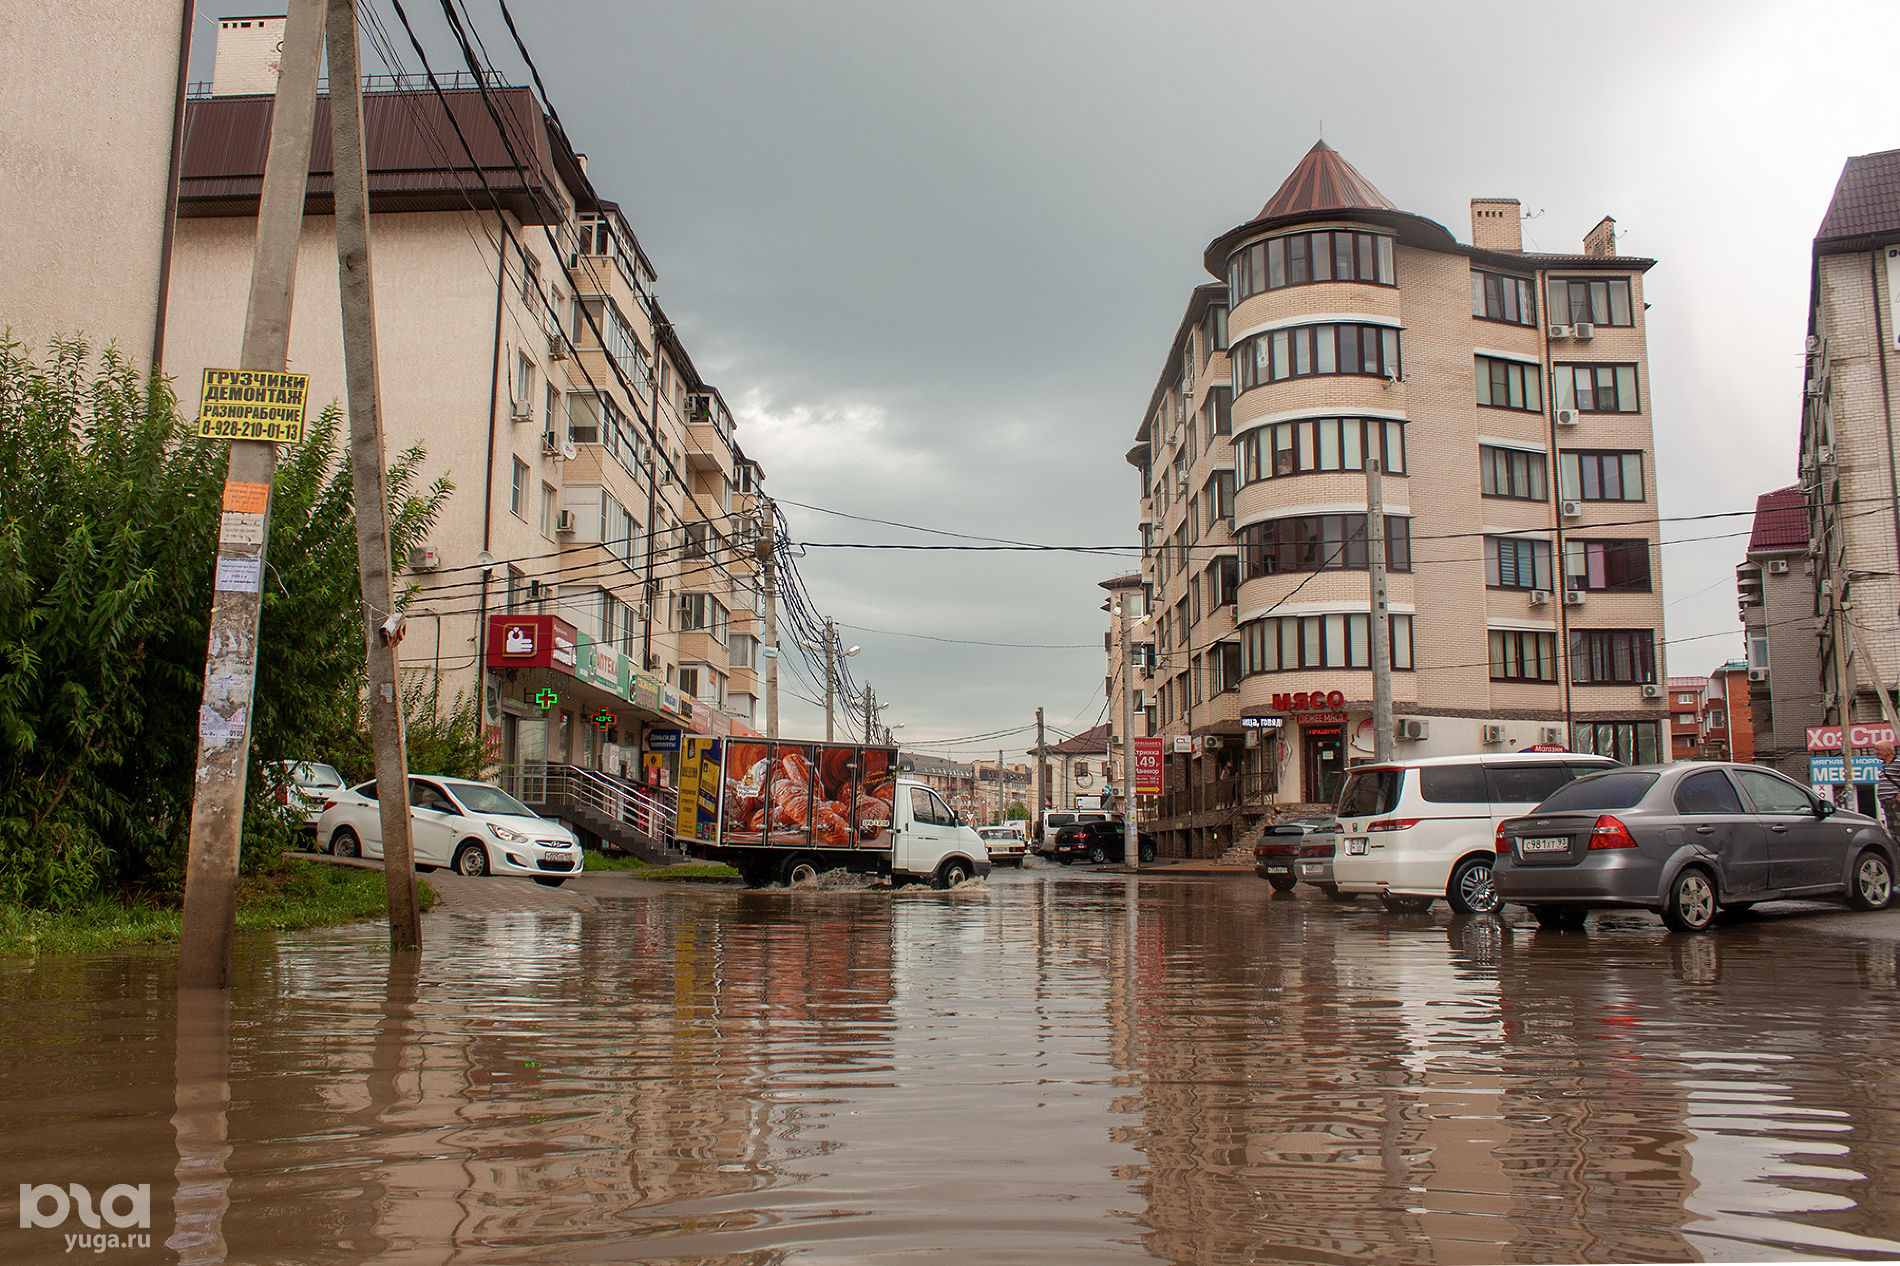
1666 677 1705 691
1747 484 1810 554
1817 148 1900 246
1259 141 1397 219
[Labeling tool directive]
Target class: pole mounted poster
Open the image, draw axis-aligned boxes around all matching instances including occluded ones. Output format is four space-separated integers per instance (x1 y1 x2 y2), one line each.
1134 737 1164 795
196 368 311 443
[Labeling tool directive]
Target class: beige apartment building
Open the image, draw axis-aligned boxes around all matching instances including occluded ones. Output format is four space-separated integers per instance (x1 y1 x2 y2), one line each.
1124 142 1667 857
164 23 766 799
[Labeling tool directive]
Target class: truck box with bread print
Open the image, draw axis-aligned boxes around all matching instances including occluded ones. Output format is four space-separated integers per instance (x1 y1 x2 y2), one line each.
674 737 991 888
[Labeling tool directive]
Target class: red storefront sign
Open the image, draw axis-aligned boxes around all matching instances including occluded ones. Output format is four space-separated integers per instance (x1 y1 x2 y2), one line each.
1272 689 1347 712
1807 722 1897 752
486 613 579 670
1134 737 1164 794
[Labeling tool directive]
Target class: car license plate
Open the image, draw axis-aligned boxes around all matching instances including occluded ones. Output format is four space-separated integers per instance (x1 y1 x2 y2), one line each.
1520 836 1569 854
1300 861 1325 876
1345 838 1368 855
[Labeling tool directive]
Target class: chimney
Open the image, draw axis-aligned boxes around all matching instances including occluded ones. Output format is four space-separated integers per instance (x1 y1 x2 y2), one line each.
1583 216 1618 258
1470 198 1521 252
211 15 288 97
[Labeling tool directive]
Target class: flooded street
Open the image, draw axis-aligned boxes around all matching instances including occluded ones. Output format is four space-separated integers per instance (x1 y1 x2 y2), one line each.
5 869 1900 1264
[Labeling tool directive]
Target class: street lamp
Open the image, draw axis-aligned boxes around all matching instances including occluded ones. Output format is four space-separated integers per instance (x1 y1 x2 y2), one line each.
801 618 860 741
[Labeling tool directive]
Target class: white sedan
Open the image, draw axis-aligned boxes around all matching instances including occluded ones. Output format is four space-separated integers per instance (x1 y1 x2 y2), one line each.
317 775 584 886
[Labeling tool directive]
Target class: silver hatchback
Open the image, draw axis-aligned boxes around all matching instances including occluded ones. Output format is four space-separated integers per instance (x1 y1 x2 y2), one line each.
1495 763 1896 933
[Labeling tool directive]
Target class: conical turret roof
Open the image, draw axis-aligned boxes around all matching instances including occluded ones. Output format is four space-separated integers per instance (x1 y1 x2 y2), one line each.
1259 140 1396 219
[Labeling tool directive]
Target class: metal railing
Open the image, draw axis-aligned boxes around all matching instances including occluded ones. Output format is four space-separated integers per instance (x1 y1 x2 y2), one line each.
502 762 677 848
188 71 511 99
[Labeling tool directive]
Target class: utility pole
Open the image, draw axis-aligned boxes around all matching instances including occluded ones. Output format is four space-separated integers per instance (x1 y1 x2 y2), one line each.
999 746 1006 825
1121 597 1139 872
757 500 778 740
178 0 325 991
1034 706 1047 825
823 617 836 742
327 0 419 950
863 684 875 745
1366 459 1394 763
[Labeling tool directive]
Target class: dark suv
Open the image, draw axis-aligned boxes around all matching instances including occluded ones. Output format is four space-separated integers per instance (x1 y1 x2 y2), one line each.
1051 820 1158 865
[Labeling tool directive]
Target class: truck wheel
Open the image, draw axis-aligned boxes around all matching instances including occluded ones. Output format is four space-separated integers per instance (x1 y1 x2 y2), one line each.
936 858 973 889
781 855 821 886
738 861 774 889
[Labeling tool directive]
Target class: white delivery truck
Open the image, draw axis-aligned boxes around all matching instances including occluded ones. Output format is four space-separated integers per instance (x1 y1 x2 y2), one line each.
673 737 991 889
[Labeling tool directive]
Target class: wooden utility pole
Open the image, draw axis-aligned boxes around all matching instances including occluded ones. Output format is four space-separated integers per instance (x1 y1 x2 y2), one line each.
1366 459 1394 764
178 0 325 990
758 501 779 739
327 0 419 949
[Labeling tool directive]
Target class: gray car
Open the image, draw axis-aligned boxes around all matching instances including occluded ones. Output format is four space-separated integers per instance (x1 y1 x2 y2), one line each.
1495 762 1896 933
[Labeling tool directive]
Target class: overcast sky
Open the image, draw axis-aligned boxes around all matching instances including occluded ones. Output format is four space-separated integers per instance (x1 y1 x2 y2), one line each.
201 1 1896 760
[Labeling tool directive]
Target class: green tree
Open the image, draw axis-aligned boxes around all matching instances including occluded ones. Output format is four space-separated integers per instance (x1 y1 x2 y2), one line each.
0 337 450 906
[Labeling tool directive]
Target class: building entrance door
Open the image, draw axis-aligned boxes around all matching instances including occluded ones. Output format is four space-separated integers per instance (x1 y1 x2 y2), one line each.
1303 724 1345 806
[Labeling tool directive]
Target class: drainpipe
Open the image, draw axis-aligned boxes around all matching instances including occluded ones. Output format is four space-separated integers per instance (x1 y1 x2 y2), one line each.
151 0 198 374
1539 266 1577 744
1870 251 1900 611
476 223 511 706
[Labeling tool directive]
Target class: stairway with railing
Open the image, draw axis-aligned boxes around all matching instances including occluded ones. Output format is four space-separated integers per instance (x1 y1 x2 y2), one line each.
501 762 688 864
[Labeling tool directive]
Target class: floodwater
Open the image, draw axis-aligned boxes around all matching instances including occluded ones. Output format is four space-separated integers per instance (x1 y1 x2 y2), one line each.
5 871 1900 1264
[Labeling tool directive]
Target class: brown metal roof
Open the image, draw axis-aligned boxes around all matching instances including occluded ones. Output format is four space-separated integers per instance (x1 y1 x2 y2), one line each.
1259 141 1397 219
1746 484 1810 554
1816 148 1900 248
178 85 585 223
1098 574 1142 590
1043 723 1111 756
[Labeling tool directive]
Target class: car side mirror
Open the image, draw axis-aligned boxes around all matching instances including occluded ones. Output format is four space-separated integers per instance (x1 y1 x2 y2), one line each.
1815 799 1835 819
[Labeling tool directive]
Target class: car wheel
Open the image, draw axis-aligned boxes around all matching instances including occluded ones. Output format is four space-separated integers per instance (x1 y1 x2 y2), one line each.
1531 905 1587 931
533 876 566 888
415 864 438 873
1447 855 1501 916
330 827 360 859
1087 844 1108 865
1846 848 1894 911
781 855 821 886
1319 884 1358 903
1138 842 1156 864
452 841 490 877
1662 866 1718 933
1267 874 1298 893
1380 894 1433 915
936 858 973 889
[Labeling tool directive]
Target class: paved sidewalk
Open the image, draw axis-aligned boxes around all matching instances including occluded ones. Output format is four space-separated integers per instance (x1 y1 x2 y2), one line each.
299 852 597 914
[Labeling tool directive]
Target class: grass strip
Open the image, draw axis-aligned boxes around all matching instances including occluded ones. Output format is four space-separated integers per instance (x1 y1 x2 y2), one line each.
581 849 740 883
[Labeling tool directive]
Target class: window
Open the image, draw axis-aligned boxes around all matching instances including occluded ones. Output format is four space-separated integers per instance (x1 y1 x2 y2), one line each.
1573 721 1661 764
602 492 638 565
674 592 730 643
677 665 699 699
1421 764 1489 804
1210 470 1235 523
1227 230 1396 300
510 457 528 518
1489 630 1558 682
1219 642 1242 692
1569 629 1657 685
1239 612 1414 674
1479 445 1547 500
1674 770 1745 815
1549 277 1634 327
506 565 526 611
521 250 540 306
1212 556 1238 607
1201 387 1233 438
539 481 557 537
1676 692 1696 705
1562 539 1653 592
1559 450 1645 501
1485 536 1553 590
1236 515 1412 580
1471 270 1537 326
1476 356 1543 411
1237 417 1406 483
1733 767 1814 814
1201 304 1229 358
1554 363 1641 413
729 633 758 670
515 351 537 418
1232 323 1401 391
577 296 651 393
683 522 715 560
545 383 560 435
1487 763 1578 805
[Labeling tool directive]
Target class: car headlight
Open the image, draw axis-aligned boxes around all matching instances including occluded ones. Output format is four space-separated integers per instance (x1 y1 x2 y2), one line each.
487 822 528 843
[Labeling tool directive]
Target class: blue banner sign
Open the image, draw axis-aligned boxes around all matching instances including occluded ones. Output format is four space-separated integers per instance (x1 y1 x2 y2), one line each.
1810 755 1882 785
646 728 682 753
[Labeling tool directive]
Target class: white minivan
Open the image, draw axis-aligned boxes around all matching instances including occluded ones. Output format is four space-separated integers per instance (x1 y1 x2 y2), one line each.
1330 752 1619 914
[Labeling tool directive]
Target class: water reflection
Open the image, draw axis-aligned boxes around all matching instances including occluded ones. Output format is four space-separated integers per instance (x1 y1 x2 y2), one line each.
0 877 1897 1262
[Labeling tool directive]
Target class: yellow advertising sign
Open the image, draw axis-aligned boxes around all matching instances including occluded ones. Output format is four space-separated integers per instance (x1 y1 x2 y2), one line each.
676 738 706 839
196 368 310 443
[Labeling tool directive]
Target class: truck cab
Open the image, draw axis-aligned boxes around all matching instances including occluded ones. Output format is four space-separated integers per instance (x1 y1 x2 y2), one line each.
888 779 991 886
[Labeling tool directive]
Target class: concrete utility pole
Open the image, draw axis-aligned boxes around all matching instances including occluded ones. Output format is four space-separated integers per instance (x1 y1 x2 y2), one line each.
179 0 325 991
823 618 836 742
862 684 875 745
758 500 778 740
1366 459 1394 763
1121 598 1139 872
327 0 419 950
1034 706 1046 822
999 747 1006 825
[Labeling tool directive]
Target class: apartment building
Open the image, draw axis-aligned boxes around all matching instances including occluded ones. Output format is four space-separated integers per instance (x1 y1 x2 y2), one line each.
1737 484 1823 780
1666 676 1706 762
1125 142 1667 857
1793 147 1900 812
163 24 765 788
1033 725 1114 812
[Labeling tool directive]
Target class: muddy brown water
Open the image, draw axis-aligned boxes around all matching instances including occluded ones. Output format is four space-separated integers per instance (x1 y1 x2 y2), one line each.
4 871 1900 1264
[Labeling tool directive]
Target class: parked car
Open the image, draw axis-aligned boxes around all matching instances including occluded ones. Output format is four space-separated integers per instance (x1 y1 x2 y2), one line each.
1036 809 1111 853
1253 824 1308 891
1050 819 1157 865
1495 762 1897 932
1331 752 1621 915
271 760 346 840
317 775 584 886
977 825 1028 867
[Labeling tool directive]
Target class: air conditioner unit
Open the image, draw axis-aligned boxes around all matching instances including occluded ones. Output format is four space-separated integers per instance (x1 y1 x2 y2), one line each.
1548 324 1572 340
407 545 442 572
1767 559 1790 574
1480 724 1507 744
635 602 651 620
560 441 579 461
510 399 532 423
1539 725 1565 745
541 430 559 455
1806 334 1823 355
1818 445 1836 466
1202 736 1224 750
1564 589 1586 606
547 331 568 361
1528 589 1551 606
1808 536 1822 556
1800 455 1818 476
555 509 576 534
1555 408 1578 427
1639 683 1661 699
1823 691 1840 711
1560 500 1583 518
658 466 674 485
1748 668 1768 682
1397 718 1429 741
1806 376 1826 398
1572 321 1595 340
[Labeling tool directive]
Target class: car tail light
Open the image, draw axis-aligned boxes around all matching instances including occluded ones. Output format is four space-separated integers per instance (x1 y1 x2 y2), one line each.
1367 818 1420 833
1495 825 1510 855
321 799 338 814
1588 815 1637 850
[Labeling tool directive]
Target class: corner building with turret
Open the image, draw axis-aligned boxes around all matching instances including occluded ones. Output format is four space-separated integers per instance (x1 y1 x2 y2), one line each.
1122 142 1667 858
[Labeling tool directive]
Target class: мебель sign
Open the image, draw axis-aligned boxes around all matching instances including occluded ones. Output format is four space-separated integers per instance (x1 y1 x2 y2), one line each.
196 368 310 444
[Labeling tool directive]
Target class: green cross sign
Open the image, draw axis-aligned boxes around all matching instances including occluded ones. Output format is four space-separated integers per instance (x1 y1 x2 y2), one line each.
535 688 559 710
591 709 616 729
